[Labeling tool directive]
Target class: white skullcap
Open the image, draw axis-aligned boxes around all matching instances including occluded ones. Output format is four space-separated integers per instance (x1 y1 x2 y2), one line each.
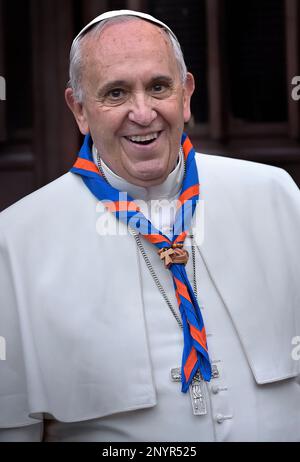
72 9 179 45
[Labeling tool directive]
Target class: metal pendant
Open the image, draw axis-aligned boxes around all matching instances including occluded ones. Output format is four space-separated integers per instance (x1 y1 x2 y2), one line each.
171 367 207 416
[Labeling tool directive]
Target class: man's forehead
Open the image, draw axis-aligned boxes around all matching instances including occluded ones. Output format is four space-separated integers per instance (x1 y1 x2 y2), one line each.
72 9 178 45
90 19 167 46
82 20 172 65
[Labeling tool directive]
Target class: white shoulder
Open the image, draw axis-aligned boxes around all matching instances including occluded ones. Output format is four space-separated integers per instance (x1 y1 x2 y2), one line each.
0 172 91 234
195 152 299 194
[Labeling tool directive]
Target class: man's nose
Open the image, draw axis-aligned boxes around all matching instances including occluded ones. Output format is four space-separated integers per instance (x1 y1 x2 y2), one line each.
128 93 157 126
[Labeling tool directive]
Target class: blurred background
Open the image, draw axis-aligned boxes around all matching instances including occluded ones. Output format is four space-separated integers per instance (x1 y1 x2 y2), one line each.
0 0 300 211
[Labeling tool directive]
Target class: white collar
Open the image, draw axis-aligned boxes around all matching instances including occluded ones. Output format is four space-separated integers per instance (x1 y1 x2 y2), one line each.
92 145 184 201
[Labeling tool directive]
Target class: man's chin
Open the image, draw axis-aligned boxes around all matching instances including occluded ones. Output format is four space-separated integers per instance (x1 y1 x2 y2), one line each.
127 167 169 187
124 159 170 185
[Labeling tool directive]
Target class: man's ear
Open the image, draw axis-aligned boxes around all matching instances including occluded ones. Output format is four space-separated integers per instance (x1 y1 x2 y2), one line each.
65 88 89 135
183 72 195 123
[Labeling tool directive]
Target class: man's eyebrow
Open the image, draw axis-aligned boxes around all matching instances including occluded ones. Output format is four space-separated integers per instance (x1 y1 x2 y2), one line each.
97 80 128 95
149 75 174 85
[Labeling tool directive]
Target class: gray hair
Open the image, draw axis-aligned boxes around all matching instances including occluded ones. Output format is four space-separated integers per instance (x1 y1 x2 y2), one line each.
68 15 187 103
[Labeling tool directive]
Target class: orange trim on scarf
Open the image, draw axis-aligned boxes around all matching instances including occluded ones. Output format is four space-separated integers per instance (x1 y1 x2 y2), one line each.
143 234 172 245
73 158 100 175
178 185 199 207
182 137 193 160
190 324 207 351
174 276 192 303
183 347 197 382
173 231 187 244
175 290 181 306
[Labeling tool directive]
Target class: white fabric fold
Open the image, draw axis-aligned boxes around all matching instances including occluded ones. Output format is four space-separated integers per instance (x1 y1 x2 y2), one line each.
0 174 157 427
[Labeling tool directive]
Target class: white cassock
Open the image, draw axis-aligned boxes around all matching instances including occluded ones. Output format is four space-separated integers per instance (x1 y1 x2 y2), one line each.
0 148 300 442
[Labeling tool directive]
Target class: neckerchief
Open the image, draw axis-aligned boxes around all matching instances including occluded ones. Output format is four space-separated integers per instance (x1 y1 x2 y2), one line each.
71 133 212 391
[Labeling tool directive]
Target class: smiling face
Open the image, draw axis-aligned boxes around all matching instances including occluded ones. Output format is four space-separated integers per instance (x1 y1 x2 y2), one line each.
66 19 194 187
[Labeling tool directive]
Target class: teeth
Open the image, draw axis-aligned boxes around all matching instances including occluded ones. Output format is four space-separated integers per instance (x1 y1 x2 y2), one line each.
127 132 159 143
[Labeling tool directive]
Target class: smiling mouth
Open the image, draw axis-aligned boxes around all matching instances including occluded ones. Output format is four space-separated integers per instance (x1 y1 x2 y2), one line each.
124 131 161 146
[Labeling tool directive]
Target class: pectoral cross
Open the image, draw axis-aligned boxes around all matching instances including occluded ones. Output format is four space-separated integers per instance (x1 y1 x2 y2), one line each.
171 367 207 416
171 365 220 416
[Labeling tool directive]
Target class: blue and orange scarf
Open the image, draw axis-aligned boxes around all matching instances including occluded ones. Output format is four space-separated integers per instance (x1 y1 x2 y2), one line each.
71 133 211 391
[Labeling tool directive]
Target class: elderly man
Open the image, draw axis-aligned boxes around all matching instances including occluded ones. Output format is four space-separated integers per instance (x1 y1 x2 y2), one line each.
0 10 300 443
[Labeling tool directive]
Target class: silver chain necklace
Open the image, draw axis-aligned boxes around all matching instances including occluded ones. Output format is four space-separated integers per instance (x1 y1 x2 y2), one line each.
96 151 198 330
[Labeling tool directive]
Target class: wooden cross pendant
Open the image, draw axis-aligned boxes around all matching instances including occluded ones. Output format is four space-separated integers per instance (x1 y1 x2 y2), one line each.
158 247 189 269
171 367 207 416
159 248 175 268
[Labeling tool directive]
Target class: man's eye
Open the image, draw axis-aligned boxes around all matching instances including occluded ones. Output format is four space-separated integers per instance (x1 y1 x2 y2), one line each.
151 82 173 98
152 84 165 93
107 89 125 99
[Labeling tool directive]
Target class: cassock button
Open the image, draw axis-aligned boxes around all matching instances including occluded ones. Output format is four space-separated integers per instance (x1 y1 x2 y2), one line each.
215 413 233 424
215 414 225 424
211 385 219 395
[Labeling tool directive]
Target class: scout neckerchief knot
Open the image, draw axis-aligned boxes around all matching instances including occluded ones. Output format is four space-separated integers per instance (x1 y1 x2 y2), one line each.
71 133 212 391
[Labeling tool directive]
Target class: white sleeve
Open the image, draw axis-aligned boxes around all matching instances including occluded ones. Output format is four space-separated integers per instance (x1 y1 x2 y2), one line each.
0 422 44 442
